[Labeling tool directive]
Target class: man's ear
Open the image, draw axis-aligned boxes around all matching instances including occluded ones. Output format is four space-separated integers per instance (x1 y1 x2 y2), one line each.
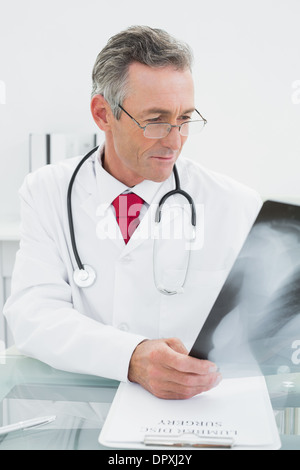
90 94 112 131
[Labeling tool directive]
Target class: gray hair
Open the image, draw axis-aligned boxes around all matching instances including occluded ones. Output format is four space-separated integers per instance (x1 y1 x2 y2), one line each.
91 25 194 119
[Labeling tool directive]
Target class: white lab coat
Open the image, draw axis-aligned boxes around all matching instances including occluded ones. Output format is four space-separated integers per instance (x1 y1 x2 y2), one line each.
4 149 262 382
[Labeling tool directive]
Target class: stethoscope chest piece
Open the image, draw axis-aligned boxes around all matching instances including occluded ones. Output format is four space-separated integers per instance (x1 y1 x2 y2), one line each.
73 265 96 288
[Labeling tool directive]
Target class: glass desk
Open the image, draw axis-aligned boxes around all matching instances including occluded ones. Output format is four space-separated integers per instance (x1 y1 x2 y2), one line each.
0 348 299 450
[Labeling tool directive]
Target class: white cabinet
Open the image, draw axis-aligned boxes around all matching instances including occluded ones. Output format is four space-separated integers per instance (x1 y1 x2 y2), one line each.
0 217 20 349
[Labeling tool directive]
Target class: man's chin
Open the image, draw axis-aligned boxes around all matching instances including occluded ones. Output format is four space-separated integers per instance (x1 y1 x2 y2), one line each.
147 167 174 183
146 157 177 182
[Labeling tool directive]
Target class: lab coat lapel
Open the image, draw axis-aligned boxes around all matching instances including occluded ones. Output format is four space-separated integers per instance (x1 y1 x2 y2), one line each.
75 154 125 250
75 155 99 224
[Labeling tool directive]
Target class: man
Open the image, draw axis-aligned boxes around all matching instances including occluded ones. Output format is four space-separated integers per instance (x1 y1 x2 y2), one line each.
4 26 261 399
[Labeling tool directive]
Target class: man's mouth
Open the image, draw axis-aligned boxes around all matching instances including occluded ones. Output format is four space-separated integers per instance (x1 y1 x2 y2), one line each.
149 151 177 162
152 155 174 160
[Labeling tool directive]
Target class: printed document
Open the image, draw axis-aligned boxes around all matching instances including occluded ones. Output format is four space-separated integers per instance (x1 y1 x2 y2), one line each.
99 375 281 450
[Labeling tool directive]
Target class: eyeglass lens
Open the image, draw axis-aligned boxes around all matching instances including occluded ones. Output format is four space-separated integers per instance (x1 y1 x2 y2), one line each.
144 120 205 139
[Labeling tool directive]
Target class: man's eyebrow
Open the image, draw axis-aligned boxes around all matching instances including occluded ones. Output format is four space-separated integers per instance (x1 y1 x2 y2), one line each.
140 107 196 117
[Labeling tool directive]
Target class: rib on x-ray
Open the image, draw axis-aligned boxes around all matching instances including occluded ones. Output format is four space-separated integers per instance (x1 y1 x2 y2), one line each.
190 201 300 377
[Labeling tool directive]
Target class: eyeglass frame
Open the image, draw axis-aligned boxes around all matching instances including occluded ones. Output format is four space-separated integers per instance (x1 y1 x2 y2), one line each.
118 104 207 139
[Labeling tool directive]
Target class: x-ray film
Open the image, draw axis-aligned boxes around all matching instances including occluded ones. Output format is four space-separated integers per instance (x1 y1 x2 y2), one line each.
190 201 300 376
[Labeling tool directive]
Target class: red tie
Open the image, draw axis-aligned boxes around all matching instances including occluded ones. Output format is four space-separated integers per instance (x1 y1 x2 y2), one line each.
112 193 144 244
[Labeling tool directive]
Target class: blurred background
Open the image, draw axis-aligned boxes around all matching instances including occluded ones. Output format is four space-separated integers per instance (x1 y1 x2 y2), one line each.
0 0 299 348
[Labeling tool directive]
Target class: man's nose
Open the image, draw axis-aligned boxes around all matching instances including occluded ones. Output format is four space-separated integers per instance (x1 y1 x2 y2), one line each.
161 126 182 151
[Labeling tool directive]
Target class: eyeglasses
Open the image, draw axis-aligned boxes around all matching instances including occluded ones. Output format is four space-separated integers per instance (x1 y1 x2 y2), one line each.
118 105 207 139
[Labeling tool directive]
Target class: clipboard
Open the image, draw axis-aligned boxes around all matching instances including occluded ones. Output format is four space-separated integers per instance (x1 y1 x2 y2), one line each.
98 375 281 450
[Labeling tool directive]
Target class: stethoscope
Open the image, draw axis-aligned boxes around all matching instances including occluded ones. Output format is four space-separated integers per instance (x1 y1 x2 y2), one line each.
67 145 196 294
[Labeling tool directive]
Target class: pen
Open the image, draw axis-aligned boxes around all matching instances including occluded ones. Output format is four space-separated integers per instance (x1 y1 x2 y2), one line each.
0 415 56 435
144 433 234 448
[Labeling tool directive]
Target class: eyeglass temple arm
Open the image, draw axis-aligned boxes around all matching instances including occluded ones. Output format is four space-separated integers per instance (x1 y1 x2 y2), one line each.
195 108 207 123
118 104 144 128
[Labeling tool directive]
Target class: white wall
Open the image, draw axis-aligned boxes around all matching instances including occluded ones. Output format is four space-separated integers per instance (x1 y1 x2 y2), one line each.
0 0 300 219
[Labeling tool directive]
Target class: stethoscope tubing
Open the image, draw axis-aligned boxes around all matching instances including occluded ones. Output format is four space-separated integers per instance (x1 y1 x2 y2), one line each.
67 145 99 271
155 164 196 227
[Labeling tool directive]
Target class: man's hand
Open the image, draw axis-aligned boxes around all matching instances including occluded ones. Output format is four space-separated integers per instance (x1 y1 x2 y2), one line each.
128 337 221 399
